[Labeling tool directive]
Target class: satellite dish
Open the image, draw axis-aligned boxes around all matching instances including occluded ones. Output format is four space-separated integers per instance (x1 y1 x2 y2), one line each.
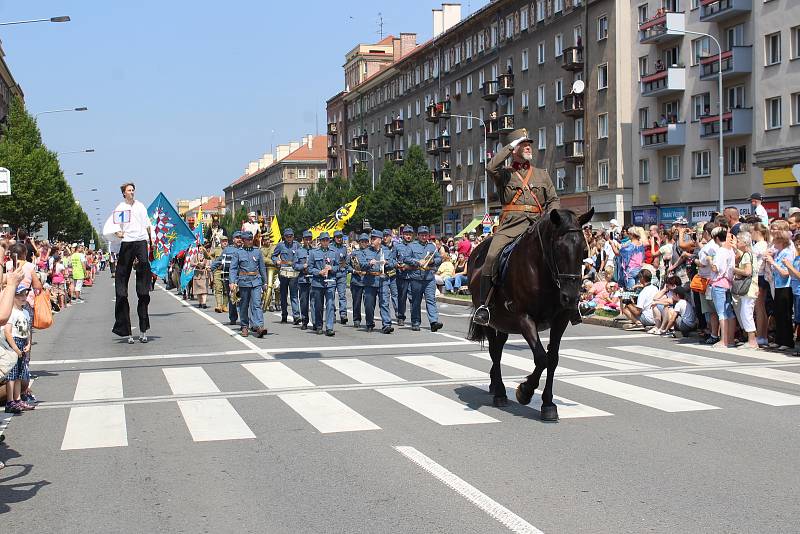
446 184 454 192
572 80 585 94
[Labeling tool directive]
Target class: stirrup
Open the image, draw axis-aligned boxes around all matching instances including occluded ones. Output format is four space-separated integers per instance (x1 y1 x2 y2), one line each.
473 305 490 326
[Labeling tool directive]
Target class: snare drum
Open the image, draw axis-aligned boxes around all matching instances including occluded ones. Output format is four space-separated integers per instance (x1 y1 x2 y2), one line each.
279 267 298 279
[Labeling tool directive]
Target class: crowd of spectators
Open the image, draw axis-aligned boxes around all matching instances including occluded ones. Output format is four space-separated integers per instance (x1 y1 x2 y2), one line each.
580 193 800 354
0 230 107 470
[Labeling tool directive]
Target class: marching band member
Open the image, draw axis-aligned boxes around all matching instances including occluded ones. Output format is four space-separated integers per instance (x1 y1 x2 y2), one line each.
309 232 339 336
362 229 394 334
294 230 314 330
228 231 267 338
382 229 399 319
348 234 370 329
394 225 415 326
260 225 278 312
206 215 228 313
405 226 444 332
271 228 301 324
332 230 349 325
210 232 241 325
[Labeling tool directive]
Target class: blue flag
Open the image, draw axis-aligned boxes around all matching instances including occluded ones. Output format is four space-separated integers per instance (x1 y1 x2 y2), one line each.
148 193 196 280
179 225 206 290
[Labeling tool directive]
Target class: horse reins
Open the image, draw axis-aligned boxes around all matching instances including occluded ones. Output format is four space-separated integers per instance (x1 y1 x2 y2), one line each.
534 222 583 290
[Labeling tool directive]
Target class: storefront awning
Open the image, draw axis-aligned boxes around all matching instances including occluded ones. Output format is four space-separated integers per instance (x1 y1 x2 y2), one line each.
456 218 482 237
763 167 799 189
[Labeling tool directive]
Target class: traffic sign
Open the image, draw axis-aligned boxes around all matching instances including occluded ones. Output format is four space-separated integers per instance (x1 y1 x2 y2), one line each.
0 167 10 196
481 212 493 226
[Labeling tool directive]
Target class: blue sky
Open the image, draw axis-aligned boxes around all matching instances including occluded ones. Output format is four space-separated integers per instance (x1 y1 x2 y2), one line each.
0 1 483 230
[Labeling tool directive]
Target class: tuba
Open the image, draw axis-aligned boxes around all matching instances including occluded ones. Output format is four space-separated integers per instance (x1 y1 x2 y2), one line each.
350 253 362 274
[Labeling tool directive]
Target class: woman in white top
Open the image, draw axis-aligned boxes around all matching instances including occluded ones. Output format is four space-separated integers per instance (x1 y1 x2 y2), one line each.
732 231 759 349
750 223 770 346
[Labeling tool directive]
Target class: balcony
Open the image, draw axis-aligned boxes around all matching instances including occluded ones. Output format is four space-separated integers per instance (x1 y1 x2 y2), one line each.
392 118 404 134
699 46 752 81
486 118 500 139
327 146 338 159
426 138 439 155
497 73 514 95
641 122 686 149
638 12 685 44
699 0 751 23
351 135 361 149
359 133 369 148
564 140 585 163
438 135 451 153
482 80 499 101
327 122 338 136
497 114 515 133
384 123 394 138
640 67 686 97
562 46 584 71
392 150 404 163
700 108 752 138
562 94 584 117
432 168 452 183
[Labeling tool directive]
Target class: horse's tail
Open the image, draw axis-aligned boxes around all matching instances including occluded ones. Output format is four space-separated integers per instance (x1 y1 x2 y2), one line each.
466 317 487 347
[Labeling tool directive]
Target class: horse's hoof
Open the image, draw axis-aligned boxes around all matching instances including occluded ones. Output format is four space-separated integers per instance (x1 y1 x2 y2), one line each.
540 404 559 422
493 396 508 407
515 384 533 406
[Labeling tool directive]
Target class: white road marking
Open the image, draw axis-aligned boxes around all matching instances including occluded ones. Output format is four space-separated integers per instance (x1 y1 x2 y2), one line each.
243 362 314 389
687 343 794 363
0 413 13 439
470 352 581 375
278 392 381 433
395 446 543 534
32 349 255 366
162 367 255 442
321 358 405 384
613 345 733 367
559 376 720 412
475 383 613 419
267 340 472 353
377 386 499 425
647 372 800 406
560 349 658 371
397 355 482 379
62 371 128 450
727 367 800 386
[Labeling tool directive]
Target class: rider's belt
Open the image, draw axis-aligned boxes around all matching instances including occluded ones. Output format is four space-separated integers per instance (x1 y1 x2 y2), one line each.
239 271 259 276
501 204 542 214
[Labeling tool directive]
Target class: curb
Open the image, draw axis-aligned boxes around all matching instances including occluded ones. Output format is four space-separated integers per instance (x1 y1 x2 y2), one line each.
437 295 472 307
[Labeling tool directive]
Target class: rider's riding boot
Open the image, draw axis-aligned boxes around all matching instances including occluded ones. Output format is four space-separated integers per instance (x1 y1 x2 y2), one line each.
472 275 492 326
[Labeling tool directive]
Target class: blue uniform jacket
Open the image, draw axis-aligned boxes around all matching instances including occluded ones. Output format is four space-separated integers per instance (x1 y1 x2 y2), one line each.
348 247 369 287
332 242 349 278
382 245 398 277
210 245 240 279
294 246 313 285
271 240 299 269
404 241 442 281
359 246 387 288
395 241 414 279
230 247 267 287
309 247 339 288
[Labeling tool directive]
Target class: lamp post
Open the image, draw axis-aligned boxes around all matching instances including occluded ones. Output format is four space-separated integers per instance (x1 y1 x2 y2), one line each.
264 189 277 218
345 148 375 190
35 107 88 119
673 29 724 212
448 114 488 217
0 16 70 26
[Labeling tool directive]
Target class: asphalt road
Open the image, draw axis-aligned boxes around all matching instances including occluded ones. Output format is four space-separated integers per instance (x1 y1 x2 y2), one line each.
2 270 800 533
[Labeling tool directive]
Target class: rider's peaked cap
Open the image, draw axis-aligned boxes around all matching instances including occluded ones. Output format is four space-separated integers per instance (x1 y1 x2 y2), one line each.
417 226 430 234
358 233 369 242
402 225 414 233
241 231 254 240
506 128 533 145
370 229 383 239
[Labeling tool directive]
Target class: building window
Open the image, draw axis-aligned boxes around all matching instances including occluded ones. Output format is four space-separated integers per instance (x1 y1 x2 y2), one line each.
792 25 800 60
693 150 711 177
456 183 463 202
416 100 421 115
467 111 473 130
792 92 800 126
456 150 462 166
575 117 584 140
639 159 650 184
597 15 608 41
298 168 307 179
318 170 326 180
480 180 486 199
537 42 545 64
766 96 782 129
521 8 529 31
467 148 474 166
638 56 648 79
637 4 648 24
466 75 473 94
574 24 582 46
555 78 564 102
537 84 546 107
555 122 564 146
664 155 681 181
298 187 308 198
479 70 485 89
692 93 711 121
692 37 711 66
556 168 566 191
536 0 545 22
521 89 530 110
597 64 608 90
575 165 585 192
555 34 563 57
598 160 610 187
538 127 546 150
727 145 747 174
639 107 649 130
597 113 609 138
521 48 529 71
555 0 564 13
766 32 781 66
727 85 746 110
455 80 462 96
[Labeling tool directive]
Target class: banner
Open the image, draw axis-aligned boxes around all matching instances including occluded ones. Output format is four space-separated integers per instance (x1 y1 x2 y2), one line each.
148 193 196 280
267 215 281 245
308 197 360 239
180 226 206 290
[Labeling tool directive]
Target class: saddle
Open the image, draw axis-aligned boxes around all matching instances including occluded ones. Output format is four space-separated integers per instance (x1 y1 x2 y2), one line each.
497 232 526 284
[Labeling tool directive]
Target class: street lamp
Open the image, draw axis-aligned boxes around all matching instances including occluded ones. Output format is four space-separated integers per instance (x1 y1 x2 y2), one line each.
263 189 277 217
449 114 488 217
345 149 375 190
35 107 88 119
673 28 724 213
57 149 95 156
0 16 70 26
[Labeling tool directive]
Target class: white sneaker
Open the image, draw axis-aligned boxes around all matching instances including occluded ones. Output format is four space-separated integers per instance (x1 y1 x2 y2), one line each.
127 336 135 344
139 333 148 343
647 327 661 335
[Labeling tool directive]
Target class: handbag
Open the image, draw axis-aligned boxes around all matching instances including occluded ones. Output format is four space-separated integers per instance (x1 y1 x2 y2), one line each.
731 253 753 296
33 289 53 329
690 274 709 294
0 346 17 379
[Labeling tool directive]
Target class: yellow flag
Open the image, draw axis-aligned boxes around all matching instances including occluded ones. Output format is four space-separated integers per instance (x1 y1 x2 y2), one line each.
309 197 360 239
267 215 281 244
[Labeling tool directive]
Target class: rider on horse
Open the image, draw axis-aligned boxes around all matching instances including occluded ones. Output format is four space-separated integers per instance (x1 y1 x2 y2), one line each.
473 128 560 326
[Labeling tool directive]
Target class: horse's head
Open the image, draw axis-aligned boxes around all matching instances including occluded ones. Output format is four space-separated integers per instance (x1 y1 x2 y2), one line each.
546 207 594 310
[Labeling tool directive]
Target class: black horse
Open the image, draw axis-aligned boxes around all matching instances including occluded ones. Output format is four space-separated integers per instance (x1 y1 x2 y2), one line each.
467 208 593 421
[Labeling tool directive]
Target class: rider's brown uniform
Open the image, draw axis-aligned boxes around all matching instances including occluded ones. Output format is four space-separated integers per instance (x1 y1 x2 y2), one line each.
485 145 560 280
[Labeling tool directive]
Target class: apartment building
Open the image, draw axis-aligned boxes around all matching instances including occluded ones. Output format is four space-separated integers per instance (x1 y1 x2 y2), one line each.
224 135 327 218
328 0 631 235
327 91 348 178
0 42 23 123
630 0 798 227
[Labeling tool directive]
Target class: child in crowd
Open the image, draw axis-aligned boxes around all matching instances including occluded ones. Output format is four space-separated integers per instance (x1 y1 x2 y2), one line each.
4 285 34 414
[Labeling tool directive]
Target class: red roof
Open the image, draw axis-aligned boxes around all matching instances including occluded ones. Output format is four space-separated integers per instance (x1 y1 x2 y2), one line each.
376 35 396 45
281 136 327 162
199 196 224 212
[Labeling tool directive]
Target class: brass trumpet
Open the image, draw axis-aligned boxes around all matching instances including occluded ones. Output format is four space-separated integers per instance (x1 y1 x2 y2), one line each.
350 254 362 273
419 251 434 270
228 283 240 305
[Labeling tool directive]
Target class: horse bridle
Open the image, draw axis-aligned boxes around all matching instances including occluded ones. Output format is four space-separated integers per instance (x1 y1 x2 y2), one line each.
535 224 583 290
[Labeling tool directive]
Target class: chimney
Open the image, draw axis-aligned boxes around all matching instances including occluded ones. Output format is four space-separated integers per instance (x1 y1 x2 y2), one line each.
400 33 417 57
289 141 300 153
307 135 313 149
258 153 274 169
432 9 444 38
442 4 462 33
276 144 291 161
247 161 259 174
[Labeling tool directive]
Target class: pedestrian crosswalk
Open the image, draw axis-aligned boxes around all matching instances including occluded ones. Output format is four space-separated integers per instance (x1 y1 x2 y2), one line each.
49 343 800 450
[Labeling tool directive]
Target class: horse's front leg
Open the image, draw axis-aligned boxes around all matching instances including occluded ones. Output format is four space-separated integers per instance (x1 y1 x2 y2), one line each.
515 314 547 406
540 315 570 422
486 328 509 407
